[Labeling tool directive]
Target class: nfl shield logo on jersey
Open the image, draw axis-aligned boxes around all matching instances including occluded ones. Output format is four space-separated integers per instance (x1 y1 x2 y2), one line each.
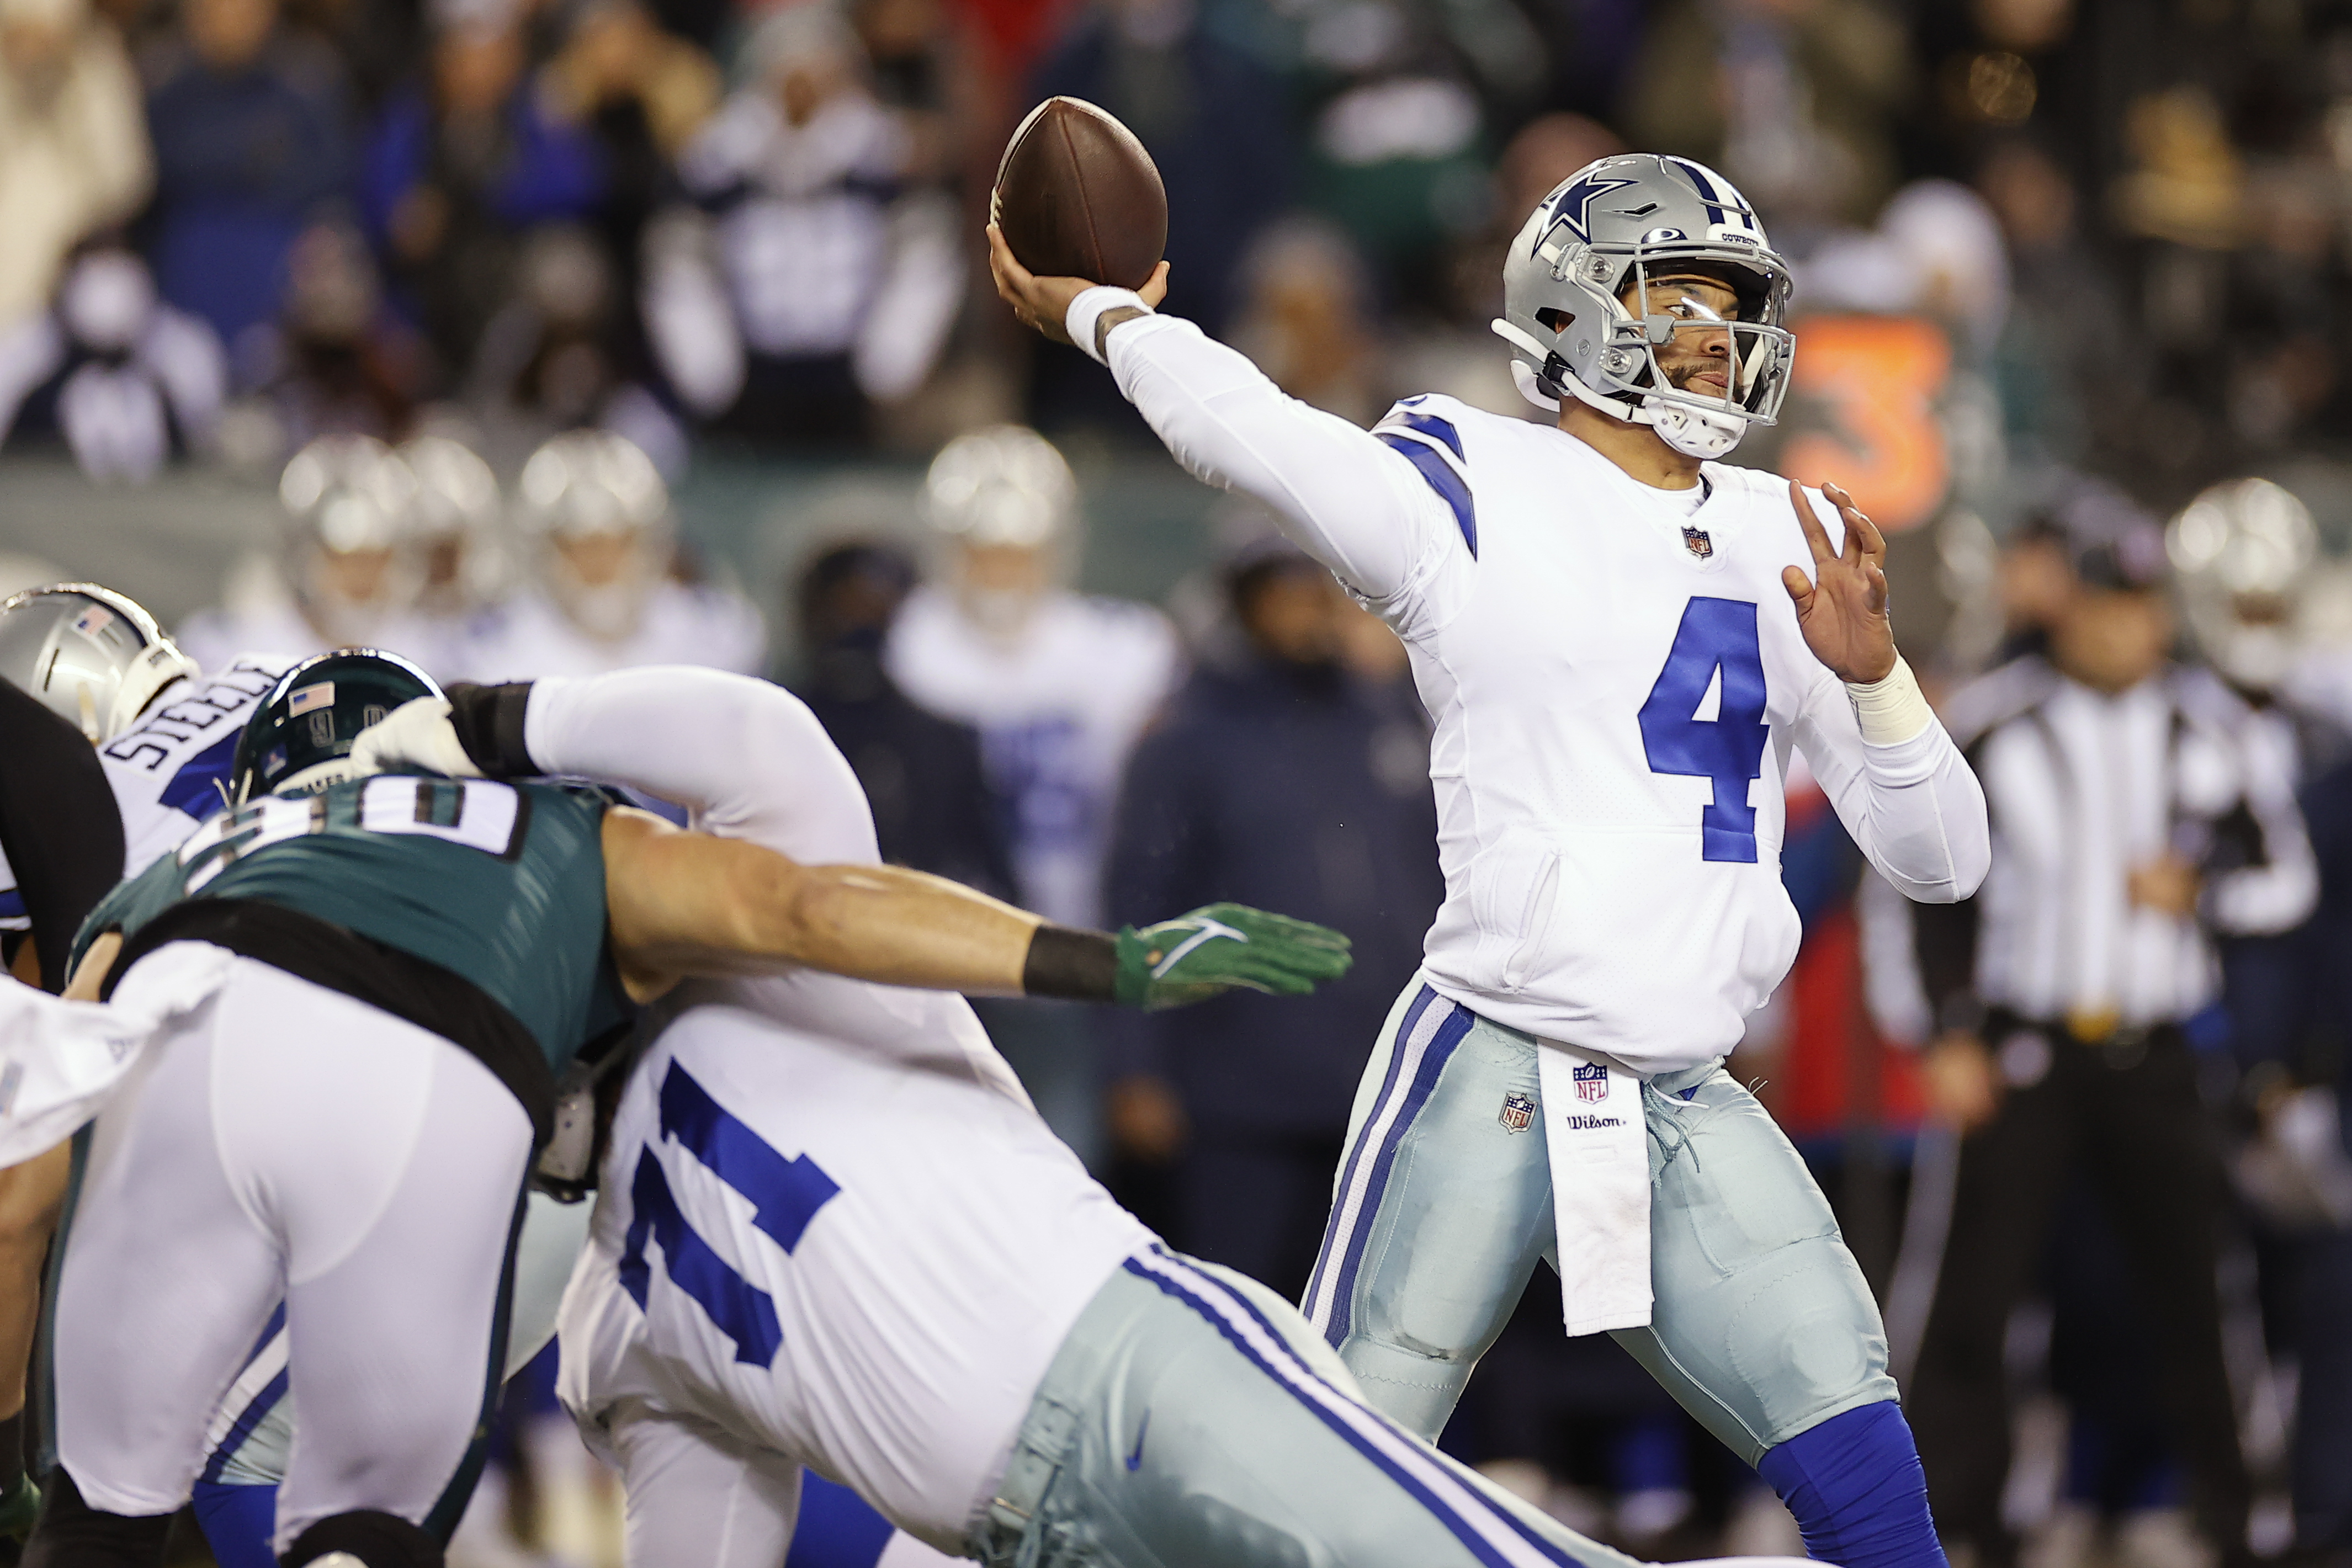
1571 1062 1610 1102
1498 1093 1535 1133
1681 526 1713 560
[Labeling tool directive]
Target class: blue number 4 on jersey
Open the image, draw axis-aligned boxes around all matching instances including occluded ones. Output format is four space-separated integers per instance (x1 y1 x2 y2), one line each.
1638 597 1769 863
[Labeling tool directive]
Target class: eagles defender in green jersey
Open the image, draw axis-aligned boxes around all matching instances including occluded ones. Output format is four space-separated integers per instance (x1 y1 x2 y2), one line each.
33 651 1351 1568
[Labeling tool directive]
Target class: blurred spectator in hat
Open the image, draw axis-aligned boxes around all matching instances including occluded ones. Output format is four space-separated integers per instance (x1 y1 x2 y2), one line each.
1908 492 2317 1568
219 219 424 462
537 0 717 349
1623 0 1908 232
1024 0 1290 437
140 0 351 359
358 0 604 384
791 539 1013 899
0 246 226 482
652 3 959 448
1226 217 1387 428
0 0 150 333
1974 136 2135 476
463 427 763 678
1101 520 1441 1299
884 426 1178 1161
464 223 688 476
178 433 424 667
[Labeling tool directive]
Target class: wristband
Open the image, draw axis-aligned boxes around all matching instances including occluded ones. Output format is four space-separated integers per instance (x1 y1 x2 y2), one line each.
1065 286 1151 366
1021 922 1119 1002
442 682 539 776
1846 656 1934 746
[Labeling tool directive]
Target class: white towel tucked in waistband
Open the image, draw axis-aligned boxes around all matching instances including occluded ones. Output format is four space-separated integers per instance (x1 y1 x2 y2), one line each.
1537 1045 1652 1335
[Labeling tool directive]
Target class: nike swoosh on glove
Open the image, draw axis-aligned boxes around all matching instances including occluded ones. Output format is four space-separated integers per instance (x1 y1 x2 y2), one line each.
1114 902 1353 1011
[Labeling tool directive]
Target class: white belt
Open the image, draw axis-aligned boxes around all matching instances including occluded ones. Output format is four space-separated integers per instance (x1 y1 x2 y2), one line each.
1535 1045 1652 1335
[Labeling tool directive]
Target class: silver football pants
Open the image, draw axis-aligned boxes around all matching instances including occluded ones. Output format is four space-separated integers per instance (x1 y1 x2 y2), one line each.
1301 975 1897 1464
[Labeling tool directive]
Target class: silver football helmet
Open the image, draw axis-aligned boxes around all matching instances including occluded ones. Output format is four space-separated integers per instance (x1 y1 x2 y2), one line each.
2167 477 2319 691
396 434 507 614
0 583 199 741
923 426 1077 550
1493 153 1796 459
516 430 672 642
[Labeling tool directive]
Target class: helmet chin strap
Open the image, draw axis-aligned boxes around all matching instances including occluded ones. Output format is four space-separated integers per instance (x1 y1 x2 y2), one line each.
1494 322 1750 459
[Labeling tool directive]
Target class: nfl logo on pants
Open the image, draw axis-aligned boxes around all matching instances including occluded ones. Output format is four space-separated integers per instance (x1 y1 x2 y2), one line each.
1571 1063 1608 1103
1498 1093 1535 1132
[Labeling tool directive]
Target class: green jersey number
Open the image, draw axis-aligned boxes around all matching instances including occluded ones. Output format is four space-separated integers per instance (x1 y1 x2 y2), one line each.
178 777 527 892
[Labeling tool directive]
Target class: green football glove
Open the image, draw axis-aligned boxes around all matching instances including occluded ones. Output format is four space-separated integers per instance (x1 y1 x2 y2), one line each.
0 1472 39 1542
1114 902 1353 1011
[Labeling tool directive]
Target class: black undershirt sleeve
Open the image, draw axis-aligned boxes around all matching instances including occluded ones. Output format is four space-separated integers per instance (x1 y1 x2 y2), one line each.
1021 923 1119 1002
0 679 126 992
442 683 539 777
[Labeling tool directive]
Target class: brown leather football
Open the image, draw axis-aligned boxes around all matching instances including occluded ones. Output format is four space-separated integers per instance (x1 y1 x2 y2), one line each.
991 97 1167 290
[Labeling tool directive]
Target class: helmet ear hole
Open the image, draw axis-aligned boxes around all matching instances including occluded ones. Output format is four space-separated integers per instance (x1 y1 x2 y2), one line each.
1536 307 1576 335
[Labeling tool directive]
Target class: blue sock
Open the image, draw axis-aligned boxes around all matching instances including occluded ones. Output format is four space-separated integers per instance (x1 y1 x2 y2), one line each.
191 1480 282 1568
1756 1402 1950 1568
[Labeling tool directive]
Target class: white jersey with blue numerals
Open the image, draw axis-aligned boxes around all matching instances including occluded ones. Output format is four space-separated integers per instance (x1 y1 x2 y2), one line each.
0 656 295 933
1097 308 1988 1073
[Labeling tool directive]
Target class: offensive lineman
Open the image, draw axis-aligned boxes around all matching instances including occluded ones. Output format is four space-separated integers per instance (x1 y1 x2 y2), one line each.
28 650 1346 1568
991 151 1991 1568
355 666 1812 1568
0 586 301 1538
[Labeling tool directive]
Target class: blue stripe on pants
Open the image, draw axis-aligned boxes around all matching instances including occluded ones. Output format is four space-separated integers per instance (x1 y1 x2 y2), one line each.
1308 993 1474 1346
1125 1248 1589 1568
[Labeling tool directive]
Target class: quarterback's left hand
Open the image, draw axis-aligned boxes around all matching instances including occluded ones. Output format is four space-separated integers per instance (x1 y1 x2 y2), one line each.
1115 903 1353 1011
1782 480 1897 685
349 695 482 780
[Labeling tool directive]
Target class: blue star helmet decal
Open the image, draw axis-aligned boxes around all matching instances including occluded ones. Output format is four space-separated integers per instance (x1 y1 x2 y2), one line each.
1538 171 1640 250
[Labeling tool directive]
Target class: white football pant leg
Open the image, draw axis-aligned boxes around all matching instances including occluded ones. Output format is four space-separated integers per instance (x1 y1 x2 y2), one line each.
606 1402 801 1568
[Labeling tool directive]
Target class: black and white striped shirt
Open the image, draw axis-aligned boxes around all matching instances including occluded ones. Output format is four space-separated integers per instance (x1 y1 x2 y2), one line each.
1917 657 2318 1032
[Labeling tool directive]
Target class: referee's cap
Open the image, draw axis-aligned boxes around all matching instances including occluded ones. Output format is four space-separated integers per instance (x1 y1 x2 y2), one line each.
2034 480 2167 593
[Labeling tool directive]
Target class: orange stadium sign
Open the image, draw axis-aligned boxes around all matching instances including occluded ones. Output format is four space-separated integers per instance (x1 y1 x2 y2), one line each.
1780 315 1953 535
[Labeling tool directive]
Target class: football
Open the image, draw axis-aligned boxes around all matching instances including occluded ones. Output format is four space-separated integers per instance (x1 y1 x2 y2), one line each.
991 96 1167 290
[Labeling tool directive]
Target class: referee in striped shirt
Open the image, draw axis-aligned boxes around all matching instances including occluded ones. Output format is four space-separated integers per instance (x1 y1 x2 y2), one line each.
1907 502 2318 1568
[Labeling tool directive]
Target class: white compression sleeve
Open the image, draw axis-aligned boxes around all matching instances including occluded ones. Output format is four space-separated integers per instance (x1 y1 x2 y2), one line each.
524 668 880 865
1093 310 1454 603
1793 668 1991 905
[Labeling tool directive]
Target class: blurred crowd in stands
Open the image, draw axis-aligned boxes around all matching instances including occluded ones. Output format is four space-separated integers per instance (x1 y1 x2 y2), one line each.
9 0 2352 1566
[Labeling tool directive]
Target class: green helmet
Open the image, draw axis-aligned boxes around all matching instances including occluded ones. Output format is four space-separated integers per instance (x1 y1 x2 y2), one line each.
231 648 442 804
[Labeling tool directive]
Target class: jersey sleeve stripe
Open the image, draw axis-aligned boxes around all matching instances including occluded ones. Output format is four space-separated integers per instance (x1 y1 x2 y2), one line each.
1376 433 1478 560
1390 410 1465 461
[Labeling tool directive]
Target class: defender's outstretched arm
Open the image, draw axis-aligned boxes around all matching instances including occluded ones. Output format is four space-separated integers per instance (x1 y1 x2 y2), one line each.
354 677 1352 1009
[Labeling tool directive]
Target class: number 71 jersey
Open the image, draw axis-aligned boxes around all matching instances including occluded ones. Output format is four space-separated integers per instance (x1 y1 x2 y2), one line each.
1372 396 1866 1075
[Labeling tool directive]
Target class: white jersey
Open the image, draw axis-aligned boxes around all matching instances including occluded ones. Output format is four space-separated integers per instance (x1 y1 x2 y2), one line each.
459 582 766 683
884 588 1177 928
0 656 295 932
531 670 1151 1548
1094 306 1989 1073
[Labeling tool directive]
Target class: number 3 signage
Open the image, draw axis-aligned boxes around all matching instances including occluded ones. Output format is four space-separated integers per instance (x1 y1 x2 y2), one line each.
1781 316 1952 536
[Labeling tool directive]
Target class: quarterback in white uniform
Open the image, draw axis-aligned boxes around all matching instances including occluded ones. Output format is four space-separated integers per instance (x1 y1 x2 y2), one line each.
992 151 1989 1568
